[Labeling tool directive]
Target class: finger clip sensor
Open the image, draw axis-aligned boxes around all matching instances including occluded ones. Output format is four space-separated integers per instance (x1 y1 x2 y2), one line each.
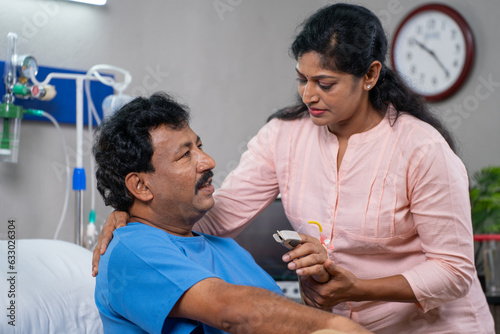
273 230 302 250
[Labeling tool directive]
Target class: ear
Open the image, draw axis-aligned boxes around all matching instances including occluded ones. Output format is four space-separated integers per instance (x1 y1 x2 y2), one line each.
364 60 382 91
125 172 153 202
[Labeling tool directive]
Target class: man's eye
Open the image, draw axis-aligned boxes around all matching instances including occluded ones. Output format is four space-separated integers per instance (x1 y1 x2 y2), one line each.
183 150 190 158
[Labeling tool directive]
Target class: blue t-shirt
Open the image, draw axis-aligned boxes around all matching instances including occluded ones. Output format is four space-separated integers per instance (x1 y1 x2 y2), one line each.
95 222 283 334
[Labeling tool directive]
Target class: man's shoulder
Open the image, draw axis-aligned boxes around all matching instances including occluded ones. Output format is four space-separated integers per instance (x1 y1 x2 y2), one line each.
107 223 176 259
195 231 238 245
114 222 169 243
195 232 255 259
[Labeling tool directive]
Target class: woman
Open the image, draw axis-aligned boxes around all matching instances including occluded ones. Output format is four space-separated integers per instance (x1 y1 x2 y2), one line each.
94 4 494 333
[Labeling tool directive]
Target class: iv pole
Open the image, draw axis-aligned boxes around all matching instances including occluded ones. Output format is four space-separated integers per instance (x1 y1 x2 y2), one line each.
30 72 100 245
30 68 131 246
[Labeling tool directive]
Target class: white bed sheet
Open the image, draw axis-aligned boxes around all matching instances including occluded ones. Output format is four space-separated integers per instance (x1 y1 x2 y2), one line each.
0 239 103 333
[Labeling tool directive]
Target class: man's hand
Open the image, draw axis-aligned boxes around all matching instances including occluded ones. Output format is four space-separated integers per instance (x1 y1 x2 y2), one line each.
282 234 330 283
92 211 129 276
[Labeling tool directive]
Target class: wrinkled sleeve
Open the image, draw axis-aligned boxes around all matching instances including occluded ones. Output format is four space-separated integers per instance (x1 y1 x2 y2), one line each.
194 119 281 238
401 139 475 312
104 238 218 333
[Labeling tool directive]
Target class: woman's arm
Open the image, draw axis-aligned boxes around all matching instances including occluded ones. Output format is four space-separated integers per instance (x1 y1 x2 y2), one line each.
299 259 417 310
400 139 475 312
194 120 281 238
92 211 128 276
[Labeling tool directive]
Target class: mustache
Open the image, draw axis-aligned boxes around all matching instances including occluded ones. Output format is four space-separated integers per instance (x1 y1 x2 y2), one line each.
195 170 214 192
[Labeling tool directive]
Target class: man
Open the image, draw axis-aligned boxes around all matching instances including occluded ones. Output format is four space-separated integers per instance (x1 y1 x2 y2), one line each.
93 92 370 334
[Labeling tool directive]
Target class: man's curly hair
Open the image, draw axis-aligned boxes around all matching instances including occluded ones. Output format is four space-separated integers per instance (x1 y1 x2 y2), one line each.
93 92 190 211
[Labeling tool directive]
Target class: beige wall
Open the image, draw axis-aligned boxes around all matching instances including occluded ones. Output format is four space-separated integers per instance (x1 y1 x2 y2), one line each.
0 0 499 242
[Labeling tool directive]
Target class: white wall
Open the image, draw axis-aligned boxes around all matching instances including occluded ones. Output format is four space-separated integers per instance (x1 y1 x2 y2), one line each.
1 0 499 243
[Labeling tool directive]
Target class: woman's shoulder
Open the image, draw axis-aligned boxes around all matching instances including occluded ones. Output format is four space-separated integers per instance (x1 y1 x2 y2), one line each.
394 111 447 143
265 113 317 135
392 111 459 164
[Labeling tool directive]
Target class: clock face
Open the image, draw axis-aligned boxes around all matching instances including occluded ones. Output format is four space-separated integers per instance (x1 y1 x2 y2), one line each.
391 4 474 101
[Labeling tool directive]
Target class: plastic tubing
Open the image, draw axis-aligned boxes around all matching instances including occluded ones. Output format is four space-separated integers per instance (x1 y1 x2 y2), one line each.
36 111 71 240
85 80 99 226
84 65 132 225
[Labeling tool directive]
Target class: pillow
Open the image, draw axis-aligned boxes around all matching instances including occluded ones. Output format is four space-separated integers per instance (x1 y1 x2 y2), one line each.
0 239 103 334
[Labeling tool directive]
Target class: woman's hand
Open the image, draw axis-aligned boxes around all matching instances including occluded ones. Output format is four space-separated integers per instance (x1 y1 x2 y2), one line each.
282 234 330 283
300 259 418 311
91 211 129 276
300 259 358 310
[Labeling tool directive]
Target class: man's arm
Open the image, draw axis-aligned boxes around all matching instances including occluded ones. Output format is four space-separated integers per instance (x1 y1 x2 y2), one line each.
170 277 372 334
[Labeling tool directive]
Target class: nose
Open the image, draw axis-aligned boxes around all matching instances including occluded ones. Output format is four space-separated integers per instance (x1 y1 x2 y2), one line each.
300 82 317 105
197 150 216 173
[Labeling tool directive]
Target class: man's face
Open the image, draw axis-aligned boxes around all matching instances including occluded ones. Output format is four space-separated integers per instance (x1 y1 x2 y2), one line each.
145 124 216 226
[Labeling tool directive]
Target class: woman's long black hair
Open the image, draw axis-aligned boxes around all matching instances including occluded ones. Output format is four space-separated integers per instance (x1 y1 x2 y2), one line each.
269 3 456 152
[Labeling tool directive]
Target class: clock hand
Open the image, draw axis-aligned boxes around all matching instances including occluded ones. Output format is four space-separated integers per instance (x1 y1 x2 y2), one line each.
411 38 450 78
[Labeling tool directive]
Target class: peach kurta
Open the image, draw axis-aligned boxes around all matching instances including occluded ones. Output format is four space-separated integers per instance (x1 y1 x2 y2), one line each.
197 107 494 333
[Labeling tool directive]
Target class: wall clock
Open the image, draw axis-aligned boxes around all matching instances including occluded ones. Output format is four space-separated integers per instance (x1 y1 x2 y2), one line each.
391 4 475 102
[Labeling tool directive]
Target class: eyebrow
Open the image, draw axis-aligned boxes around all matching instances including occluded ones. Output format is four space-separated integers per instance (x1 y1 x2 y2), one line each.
176 136 201 153
295 68 337 80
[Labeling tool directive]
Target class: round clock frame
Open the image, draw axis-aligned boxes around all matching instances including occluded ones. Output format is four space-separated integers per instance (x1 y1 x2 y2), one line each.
390 4 475 102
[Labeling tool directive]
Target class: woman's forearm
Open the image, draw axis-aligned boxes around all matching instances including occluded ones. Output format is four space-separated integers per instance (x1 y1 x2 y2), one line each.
354 274 417 303
300 261 418 310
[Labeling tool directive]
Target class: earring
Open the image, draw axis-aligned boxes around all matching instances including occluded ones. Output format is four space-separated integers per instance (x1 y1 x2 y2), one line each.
367 85 371 89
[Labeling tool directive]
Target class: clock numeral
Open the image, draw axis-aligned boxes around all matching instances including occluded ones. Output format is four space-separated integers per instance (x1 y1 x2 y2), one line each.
432 77 438 86
419 73 426 84
427 19 436 30
407 52 412 60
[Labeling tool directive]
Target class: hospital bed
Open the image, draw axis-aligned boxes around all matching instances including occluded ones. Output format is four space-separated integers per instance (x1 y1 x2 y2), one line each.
0 239 103 333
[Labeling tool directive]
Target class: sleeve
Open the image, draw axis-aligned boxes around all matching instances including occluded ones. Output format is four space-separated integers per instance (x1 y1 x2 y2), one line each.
105 239 219 333
194 119 281 238
401 138 475 312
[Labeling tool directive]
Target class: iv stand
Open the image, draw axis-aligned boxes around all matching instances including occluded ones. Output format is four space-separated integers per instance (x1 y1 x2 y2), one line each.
31 72 99 246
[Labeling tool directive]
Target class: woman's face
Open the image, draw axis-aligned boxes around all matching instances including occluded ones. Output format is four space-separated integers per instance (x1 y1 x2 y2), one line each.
296 51 371 134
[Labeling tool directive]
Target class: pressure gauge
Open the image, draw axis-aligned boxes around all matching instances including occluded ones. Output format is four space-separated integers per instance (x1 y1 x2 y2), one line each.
17 55 38 78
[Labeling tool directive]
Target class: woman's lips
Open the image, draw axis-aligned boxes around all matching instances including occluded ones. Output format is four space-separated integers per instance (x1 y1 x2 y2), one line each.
308 108 327 117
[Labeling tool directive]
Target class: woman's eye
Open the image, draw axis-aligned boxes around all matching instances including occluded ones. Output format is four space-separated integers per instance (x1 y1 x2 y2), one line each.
296 77 307 85
319 82 333 90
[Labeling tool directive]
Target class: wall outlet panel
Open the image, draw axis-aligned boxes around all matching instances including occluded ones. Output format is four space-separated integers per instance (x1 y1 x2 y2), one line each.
276 280 302 301
0 60 114 125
